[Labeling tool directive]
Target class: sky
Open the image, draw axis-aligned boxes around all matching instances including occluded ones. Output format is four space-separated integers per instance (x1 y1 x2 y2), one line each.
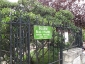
8 0 18 3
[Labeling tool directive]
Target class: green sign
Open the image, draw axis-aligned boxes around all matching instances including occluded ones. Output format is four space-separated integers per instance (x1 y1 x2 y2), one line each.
34 25 52 39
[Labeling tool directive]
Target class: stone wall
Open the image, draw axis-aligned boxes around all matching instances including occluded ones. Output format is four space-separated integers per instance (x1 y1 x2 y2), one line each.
81 51 85 64
63 48 83 64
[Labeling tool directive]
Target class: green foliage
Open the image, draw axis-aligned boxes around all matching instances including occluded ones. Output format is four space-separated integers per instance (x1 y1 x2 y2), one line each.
55 10 74 24
0 0 76 29
0 0 18 8
0 8 11 33
33 1 56 16
30 48 59 64
1 8 10 16
82 29 85 41
0 0 78 64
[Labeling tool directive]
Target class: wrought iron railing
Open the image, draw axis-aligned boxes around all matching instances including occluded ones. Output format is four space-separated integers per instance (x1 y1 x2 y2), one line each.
0 12 82 64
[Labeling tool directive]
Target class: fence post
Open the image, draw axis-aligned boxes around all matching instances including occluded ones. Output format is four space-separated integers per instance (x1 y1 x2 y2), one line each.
10 12 13 64
75 28 83 47
60 43 63 64
0 11 1 64
59 26 63 64
79 28 83 47
27 18 30 64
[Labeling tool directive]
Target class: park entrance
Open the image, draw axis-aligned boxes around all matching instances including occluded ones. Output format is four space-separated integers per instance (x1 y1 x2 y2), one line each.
0 12 82 64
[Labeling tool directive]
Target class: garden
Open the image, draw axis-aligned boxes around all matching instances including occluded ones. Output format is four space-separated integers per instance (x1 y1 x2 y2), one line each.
0 0 85 64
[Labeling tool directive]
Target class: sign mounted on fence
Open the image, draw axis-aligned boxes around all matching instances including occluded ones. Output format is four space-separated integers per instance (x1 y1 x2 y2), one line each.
34 25 52 39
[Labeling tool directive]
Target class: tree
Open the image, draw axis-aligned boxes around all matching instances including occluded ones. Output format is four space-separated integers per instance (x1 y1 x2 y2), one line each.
0 0 76 51
38 0 85 28
0 0 77 64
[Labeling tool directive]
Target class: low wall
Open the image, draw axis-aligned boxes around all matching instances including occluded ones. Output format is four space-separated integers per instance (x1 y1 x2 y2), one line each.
81 51 85 64
63 48 83 64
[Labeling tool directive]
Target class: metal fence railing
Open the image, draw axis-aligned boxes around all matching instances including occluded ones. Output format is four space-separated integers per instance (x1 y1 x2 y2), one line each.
0 12 82 64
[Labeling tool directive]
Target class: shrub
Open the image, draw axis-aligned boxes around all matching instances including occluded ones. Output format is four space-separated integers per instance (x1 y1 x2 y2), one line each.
30 48 59 64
